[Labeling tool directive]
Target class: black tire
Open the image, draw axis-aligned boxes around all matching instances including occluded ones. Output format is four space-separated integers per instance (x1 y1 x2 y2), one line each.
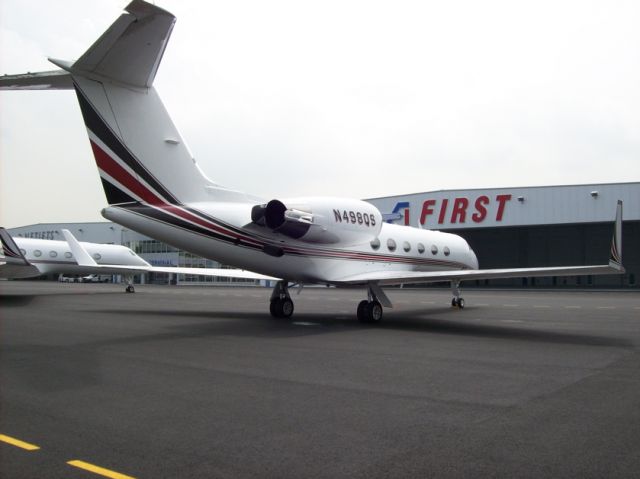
281 298 294 318
269 299 279 317
457 298 465 309
357 300 369 322
367 301 383 323
451 298 457 307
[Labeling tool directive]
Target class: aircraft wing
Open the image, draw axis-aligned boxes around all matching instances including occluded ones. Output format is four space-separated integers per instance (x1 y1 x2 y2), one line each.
332 263 623 287
61 230 278 281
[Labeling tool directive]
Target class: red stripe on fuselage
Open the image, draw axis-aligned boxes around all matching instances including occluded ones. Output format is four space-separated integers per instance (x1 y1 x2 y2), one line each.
91 140 262 246
91 141 165 206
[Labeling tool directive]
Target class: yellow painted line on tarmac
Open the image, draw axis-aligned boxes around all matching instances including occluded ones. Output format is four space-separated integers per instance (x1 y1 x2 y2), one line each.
0 434 40 451
565 306 581 309
597 306 615 310
533 305 550 309
68 460 136 479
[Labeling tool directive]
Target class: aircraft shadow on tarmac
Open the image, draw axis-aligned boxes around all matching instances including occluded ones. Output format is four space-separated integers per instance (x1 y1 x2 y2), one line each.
83 307 633 348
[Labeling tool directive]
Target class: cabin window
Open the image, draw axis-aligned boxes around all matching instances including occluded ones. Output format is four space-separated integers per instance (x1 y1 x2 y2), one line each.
443 246 450 256
49 251 58 258
33 250 42 257
65 252 73 259
431 245 438 255
403 241 411 252
370 238 381 250
93 253 102 260
417 243 425 254
387 239 397 252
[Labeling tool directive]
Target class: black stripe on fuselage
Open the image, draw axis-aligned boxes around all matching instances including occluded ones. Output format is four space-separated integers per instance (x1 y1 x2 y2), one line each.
119 203 263 251
73 84 178 205
100 178 138 205
114 204 469 269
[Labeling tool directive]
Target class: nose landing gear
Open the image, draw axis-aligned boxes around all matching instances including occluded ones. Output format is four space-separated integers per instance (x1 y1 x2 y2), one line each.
451 281 464 309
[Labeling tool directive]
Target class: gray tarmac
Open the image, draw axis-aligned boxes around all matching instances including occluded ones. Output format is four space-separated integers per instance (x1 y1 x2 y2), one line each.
1 281 639 478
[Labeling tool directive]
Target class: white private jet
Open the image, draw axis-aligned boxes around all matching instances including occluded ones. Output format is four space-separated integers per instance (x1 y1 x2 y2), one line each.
0 1 624 322
0 228 275 292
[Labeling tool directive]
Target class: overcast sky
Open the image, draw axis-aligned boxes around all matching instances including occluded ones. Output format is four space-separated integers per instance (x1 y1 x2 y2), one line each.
1 0 639 228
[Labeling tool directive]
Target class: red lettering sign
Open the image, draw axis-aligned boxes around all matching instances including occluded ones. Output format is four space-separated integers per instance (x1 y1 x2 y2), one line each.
451 197 469 223
472 195 489 223
417 194 512 226
495 194 511 221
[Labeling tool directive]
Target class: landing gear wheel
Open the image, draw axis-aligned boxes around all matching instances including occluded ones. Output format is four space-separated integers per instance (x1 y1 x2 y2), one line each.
357 300 369 323
280 298 294 318
270 298 294 318
126 285 135 293
452 297 465 309
367 300 383 323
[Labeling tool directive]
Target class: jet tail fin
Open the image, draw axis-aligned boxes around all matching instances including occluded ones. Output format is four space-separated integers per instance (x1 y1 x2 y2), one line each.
0 228 30 265
61 230 99 267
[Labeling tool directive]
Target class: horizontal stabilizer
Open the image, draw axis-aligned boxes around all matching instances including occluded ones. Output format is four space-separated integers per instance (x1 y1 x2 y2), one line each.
71 0 175 88
0 70 73 90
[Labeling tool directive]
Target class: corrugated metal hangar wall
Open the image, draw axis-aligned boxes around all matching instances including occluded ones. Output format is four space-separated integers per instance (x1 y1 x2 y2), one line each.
368 183 639 289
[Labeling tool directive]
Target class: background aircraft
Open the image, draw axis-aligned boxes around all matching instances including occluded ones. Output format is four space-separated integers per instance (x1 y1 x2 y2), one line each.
0 0 624 321
0 228 274 292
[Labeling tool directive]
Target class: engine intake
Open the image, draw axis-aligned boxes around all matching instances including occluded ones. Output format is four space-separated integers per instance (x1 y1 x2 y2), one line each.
252 197 383 245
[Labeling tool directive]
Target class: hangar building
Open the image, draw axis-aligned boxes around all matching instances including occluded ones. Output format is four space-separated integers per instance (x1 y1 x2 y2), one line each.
367 182 639 289
8 182 639 289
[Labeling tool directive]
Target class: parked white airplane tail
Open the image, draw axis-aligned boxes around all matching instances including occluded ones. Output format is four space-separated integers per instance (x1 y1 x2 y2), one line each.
30 1 249 206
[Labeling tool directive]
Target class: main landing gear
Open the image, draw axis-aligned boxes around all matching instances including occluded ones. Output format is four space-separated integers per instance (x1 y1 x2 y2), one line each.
451 281 464 309
125 275 135 294
270 281 294 318
357 286 384 323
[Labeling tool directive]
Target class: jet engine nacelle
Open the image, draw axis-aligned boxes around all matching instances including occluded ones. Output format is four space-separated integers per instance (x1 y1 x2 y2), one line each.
252 197 383 245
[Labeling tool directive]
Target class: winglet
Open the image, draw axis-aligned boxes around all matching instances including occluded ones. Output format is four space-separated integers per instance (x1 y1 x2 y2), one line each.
609 200 623 271
0 228 30 265
61 229 98 267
